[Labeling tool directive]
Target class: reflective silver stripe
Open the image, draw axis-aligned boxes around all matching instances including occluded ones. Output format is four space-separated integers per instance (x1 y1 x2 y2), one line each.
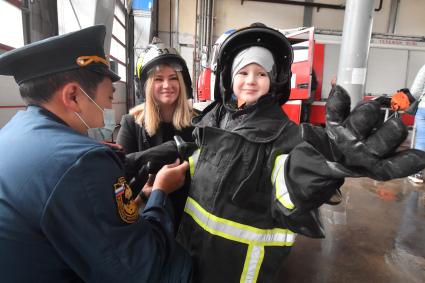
241 245 264 283
271 154 295 209
184 197 295 245
188 149 200 177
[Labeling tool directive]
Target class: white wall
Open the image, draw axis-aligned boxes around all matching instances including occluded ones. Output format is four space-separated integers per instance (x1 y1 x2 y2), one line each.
57 0 97 33
321 42 425 99
175 0 425 39
397 0 425 36
113 81 127 124
214 0 304 35
170 0 425 100
366 47 409 95
0 1 25 48
0 76 25 128
407 51 425 87
0 0 121 128
322 44 340 99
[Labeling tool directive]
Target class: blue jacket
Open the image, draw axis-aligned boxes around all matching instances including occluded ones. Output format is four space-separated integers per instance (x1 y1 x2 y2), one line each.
0 106 189 282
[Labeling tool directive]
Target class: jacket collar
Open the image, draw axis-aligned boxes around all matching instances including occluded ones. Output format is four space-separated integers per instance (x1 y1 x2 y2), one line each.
192 96 291 143
27 105 69 126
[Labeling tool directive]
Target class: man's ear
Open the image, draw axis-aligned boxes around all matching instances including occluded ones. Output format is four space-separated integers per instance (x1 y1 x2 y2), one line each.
61 82 83 112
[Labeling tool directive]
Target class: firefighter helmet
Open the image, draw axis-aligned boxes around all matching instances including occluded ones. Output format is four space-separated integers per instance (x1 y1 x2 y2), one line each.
210 29 236 73
136 38 193 98
214 23 293 106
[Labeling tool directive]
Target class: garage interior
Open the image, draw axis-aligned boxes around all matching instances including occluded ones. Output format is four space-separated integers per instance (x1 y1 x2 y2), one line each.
0 0 424 282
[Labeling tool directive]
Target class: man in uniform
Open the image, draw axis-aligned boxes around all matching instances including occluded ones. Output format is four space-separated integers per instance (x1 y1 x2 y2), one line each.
0 25 191 282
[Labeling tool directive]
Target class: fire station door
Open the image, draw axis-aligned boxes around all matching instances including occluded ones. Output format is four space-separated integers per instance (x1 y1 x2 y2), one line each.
282 27 315 124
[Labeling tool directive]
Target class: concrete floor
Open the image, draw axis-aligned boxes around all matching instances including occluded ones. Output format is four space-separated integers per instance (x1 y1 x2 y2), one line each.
275 176 425 283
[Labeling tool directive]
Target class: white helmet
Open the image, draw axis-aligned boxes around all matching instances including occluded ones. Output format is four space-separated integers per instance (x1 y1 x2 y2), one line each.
136 38 192 98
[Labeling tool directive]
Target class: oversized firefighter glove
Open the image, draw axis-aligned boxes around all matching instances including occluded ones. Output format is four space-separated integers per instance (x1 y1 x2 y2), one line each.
125 141 179 194
302 85 425 181
173 135 198 162
101 142 126 164
125 141 179 176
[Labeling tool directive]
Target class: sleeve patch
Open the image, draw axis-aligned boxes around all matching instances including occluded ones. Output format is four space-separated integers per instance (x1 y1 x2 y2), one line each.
114 177 139 223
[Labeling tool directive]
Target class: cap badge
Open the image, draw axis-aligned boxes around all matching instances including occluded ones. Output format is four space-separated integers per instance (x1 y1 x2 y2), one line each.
76 55 110 67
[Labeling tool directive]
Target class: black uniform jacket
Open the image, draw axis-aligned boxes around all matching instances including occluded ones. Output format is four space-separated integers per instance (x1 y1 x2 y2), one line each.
117 114 195 228
177 96 343 282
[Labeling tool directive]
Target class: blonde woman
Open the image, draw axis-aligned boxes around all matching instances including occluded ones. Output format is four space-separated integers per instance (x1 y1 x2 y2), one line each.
117 39 195 229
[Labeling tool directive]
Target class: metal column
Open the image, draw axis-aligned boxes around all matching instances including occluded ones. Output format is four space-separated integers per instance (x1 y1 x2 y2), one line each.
23 0 58 44
337 0 375 108
94 0 116 54
387 0 400 34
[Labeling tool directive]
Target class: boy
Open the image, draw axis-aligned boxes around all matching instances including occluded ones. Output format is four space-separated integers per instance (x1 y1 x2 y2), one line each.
176 24 425 282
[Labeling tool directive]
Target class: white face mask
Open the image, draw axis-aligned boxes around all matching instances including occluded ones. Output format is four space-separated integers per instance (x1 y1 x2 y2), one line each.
75 87 116 142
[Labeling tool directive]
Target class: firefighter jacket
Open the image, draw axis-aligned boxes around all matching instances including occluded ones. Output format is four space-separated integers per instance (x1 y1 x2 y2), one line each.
177 96 344 283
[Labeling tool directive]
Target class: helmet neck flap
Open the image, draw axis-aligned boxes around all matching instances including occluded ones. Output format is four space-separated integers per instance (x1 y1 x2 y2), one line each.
214 25 293 112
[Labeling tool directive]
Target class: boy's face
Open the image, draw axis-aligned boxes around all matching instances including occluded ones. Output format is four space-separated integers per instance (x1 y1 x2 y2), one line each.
232 63 270 106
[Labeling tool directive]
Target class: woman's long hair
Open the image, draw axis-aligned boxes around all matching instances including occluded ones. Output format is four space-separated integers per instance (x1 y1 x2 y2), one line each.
130 65 192 136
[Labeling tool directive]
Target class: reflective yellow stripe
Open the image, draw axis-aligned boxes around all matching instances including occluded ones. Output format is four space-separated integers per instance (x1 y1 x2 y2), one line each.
185 197 294 283
240 245 264 283
184 197 295 246
271 154 295 209
188 149 200 177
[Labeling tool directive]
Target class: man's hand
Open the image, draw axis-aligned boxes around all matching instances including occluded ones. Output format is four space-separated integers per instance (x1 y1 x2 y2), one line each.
152 159 189 194
134 174 154 209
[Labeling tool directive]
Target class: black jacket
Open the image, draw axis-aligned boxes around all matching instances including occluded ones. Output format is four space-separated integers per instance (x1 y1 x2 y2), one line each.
177 97 343 282
116 114 194 229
